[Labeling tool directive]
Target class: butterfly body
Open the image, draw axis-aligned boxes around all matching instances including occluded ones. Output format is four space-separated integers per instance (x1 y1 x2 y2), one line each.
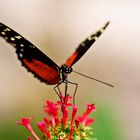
0 22 110 86
59 64 73 81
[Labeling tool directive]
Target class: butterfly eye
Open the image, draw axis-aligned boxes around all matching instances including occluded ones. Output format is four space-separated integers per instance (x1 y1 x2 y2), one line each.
65 67 72 74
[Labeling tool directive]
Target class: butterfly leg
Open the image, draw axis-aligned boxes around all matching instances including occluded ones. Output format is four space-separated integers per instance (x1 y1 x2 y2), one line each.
54 81 63 101
64 80 78 104
63 76 69 104
70 81 78 104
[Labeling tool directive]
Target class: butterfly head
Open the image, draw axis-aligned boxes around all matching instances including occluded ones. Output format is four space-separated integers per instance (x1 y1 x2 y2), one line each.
60 64 73 74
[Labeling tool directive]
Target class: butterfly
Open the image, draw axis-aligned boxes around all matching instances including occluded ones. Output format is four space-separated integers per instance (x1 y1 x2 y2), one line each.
0 21 113 99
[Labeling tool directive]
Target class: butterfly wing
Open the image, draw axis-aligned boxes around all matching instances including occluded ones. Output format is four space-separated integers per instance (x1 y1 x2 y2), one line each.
0 22 61 85
65 22 110 67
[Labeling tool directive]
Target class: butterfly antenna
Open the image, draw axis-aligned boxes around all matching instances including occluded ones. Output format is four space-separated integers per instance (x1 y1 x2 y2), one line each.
73 70 114 87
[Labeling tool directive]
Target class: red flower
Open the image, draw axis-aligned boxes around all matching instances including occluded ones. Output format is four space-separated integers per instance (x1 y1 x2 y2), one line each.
17 117 33 131
57 95 73 126
69 126 75 140
44 100 59 117
37 122 46 133
17 117 40 140
70 105 77 126
44 117 51 126
37 122 51 139
18 95 95 139
57 95 72 107
44 100 60 127
76 104 96 126
61 104 69 125
76 115 95 126
84 104 96 116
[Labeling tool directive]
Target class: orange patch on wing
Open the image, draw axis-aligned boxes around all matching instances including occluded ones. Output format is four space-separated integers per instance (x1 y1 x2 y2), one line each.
23 58 61 85
65 51 78 67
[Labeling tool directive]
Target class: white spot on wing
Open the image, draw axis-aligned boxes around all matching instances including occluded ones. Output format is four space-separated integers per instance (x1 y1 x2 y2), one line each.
90 36 98 41
15 35 22 39
20 44 24 47
19 53 23 58
1 31 6 35
11 37 15 41
4 28 11 31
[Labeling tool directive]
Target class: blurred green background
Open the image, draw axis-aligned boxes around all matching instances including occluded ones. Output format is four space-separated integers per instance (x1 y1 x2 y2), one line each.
0 0 140 139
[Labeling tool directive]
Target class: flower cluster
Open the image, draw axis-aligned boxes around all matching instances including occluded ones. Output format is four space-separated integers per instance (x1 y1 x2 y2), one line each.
17 95 96 140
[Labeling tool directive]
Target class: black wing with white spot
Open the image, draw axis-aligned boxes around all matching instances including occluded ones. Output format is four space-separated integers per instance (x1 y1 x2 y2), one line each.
65 22 110 67
0 22 61 85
